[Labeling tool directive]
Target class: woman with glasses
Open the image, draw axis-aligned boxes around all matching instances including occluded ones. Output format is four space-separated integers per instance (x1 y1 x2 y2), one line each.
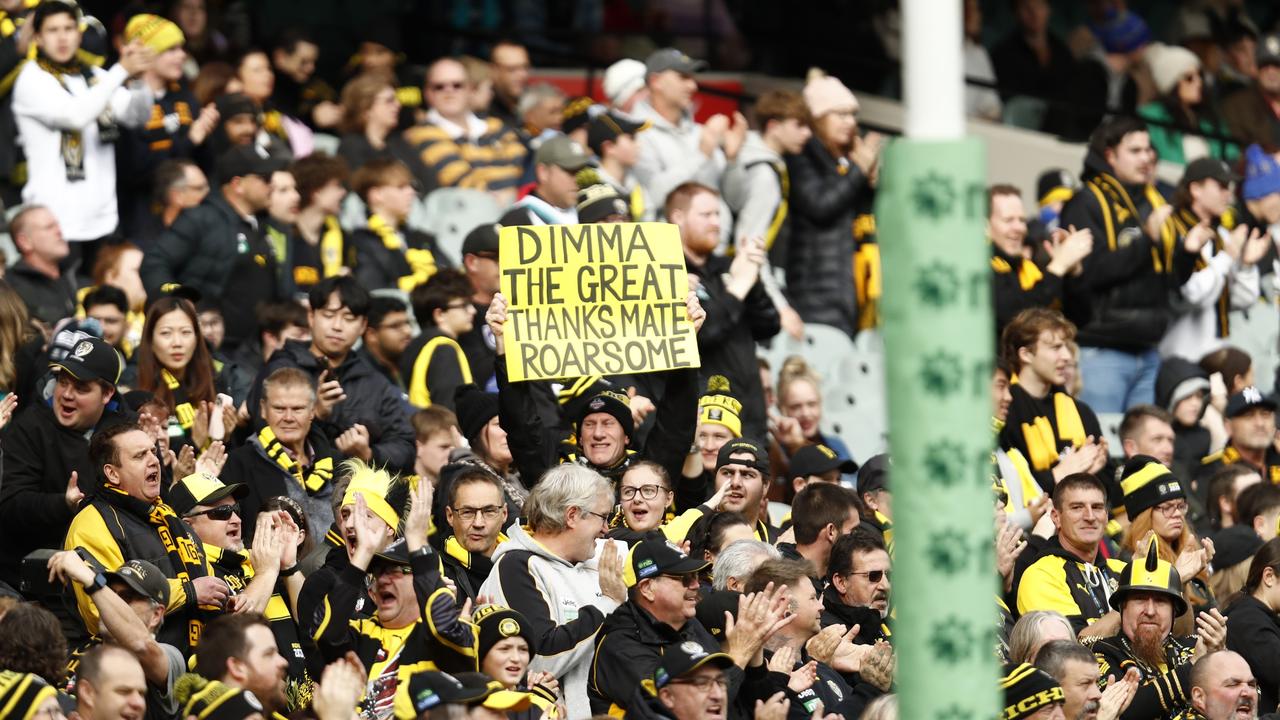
1223 537 1280 713
1120 455 1216 635
609 461 730 546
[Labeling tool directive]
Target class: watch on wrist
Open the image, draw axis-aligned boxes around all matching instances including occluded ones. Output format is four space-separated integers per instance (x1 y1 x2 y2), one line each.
279 563 301 578
85 572 108 595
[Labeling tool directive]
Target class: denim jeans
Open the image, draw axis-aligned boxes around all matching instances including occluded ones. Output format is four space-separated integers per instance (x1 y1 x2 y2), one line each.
1077 346 1161 414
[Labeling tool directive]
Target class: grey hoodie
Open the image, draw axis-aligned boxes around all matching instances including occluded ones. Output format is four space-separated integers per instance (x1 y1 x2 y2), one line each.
630 100 725 219
478 525 623 718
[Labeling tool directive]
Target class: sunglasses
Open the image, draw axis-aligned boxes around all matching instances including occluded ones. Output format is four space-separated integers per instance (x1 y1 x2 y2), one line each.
847 569 890 583
430 81 465 92
186 503 240 521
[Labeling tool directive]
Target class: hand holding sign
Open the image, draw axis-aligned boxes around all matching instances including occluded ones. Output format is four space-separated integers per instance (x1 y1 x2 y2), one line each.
499 223 701 382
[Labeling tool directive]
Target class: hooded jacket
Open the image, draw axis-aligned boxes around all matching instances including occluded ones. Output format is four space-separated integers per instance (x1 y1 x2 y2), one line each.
249 340 415 472
1059 147 1193 350
629 100 725 222
1224 594 1280 712
1154 358 1212 484
722 131 789 255
477 525 622 719
819 585 891 645
784 136 868 336
1015 534 1127 636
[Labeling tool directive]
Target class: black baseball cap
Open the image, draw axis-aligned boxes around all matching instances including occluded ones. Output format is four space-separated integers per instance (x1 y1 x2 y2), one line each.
587 111 650 155
50 336 125 386
214 92 257 120
652 640 733 689
623 533 709 587
715 439 770 475
372 537 412 568
1225 387 1278 419
576 184 631 224
460 223 500 258
405 671 531 715
789 444 858 479
645 48 707 76
168 473 249 517
858 454 892 495
1257 33 1280 68
104 559 170 606
215 145 286 185
1180 157 1238 188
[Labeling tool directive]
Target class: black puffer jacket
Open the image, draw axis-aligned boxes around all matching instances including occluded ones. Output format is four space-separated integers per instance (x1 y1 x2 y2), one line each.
784 136 868 336
140 193 281 348
248 340 415 472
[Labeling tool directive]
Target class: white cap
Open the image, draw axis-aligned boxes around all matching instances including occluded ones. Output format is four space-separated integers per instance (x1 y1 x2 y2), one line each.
603 58 646 107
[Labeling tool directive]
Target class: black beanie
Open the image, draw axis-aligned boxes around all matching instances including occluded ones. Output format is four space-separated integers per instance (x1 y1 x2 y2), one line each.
473 605 536 660
576 389 634 439
454 384 500 444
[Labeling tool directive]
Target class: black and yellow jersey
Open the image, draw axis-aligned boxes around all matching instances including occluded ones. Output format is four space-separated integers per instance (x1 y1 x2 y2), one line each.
1094 633 1195 719
1016 537 1126 637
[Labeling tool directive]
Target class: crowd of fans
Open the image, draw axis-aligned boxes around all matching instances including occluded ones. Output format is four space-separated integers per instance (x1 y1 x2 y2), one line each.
5 1 1280 720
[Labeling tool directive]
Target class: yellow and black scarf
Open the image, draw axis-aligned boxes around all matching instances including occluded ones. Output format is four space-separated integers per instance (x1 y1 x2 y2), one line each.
36 52 117 181
368 213 437 292
162 367 197 430
256 426 334 495
100 485 207 647
1084 172 1173 271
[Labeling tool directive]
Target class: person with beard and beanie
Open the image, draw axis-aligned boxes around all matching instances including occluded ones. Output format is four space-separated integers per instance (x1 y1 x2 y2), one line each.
588 533 731 715
347 158 448 294
1001 662 1068 720
987 183 1093 336
249 276 416 472
191 613 291 719
668 182 778 440
214 366 343 545
116 13 219 241
438 467 509 602
999 308 1111 496
677 375 743 512
498 134 592 227
141 145 286 351
1156 357 1213 482
1116 457 1215 634
1016 473 1128 641
1092 538 1229 720
0 335 130 591
823 526 893 646
64 422 225 656
13 1 154 264
1223 537 1280 714
471 605 562 720
1158 158 1266 364
452 384 526 511
456 223 501 392
1198 388 1280 484
485 290 705 487
1059 116 1198 414
402 269 475 411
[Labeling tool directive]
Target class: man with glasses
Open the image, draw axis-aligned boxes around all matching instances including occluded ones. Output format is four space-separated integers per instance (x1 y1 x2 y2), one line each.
402 56 527 203
65 423 227 655
631 639 736 720
358 296 415 390
403 269 476 412
823 526 894 646
441 468 509 601
588 532 727 714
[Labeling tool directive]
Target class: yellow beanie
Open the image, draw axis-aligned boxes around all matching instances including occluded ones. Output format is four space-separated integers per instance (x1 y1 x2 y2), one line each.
697 375 743 437
340 459 400 531
125 14 185 54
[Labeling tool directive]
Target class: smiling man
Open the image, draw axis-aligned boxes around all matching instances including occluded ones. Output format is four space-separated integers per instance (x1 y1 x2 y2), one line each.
65 422 224 655
440 467 509 602
711 440 776 542
0 336 130 590
589 532 723 715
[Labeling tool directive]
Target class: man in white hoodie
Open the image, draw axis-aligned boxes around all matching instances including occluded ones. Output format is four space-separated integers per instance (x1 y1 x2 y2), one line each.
13 1 153 258
479 463 628 718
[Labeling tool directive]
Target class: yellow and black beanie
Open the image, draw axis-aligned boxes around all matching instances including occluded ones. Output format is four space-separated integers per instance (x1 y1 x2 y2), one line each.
697 375 743 438
473 604 536 660
124 13 184 54
1119 455 1185 519
576 389 634 439
1001 663 1064 720
174 674 266 720
0 670 56 720
1109 535 1188 616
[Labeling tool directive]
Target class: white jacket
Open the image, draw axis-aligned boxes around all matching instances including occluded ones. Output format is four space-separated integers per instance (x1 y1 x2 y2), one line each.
1158 227 1260 361
13 62 152 240
478 525 622 719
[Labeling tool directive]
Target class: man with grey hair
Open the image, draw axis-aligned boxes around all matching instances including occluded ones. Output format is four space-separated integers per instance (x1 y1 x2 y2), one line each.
479 463 628 718
712 539 780 592
1009 610 1075 665
1036 639 1140 720
517 83 567 145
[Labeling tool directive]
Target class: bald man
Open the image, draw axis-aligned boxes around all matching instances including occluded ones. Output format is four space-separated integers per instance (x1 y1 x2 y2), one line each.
1189 651 1258 720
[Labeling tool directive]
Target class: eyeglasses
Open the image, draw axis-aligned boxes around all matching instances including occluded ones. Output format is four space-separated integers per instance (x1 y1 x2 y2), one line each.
666 676 728 692
1155 501 1189 518
582 508 611 523
375 564 412 576
620 484 668 501
846 569 890 583
451 505 504 521
430 81 465 92
187 503 240 521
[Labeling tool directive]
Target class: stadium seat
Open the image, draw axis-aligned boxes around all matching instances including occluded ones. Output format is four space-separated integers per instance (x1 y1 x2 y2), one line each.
339 193 367 232
1095 412 1124 458
311 133 341 157
415 188 503 266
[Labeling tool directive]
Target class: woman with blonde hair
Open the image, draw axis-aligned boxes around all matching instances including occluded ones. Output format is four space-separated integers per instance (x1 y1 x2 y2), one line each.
774 355 853 463
1119 456 1214 634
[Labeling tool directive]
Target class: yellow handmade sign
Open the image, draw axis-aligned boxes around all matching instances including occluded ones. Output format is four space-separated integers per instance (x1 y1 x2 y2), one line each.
499 222 701 382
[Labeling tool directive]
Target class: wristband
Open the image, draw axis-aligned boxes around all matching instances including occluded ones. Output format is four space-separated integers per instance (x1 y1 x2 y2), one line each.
279 563 301 578
409 546 433 560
